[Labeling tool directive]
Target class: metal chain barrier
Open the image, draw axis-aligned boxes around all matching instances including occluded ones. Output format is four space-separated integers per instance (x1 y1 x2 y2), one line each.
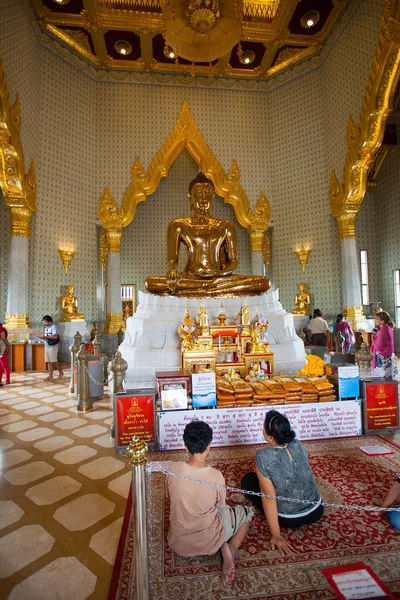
147 462 400 513
81 363 114 386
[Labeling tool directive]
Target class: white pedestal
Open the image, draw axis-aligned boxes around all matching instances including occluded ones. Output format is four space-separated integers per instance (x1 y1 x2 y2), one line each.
120 290 306 376
292 315 307 333
58 321 90 363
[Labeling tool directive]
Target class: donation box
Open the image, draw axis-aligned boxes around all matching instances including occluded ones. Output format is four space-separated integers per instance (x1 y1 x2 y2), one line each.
360 378 399 435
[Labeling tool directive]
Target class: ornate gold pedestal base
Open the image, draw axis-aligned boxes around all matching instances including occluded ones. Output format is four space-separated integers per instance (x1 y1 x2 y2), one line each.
104 312 125 334
5 313 31 329
343 306 366 328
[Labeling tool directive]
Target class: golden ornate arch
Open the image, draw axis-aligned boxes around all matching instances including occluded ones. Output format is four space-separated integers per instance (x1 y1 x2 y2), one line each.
329 6 400 239
98 100 271 253
0 58 36 237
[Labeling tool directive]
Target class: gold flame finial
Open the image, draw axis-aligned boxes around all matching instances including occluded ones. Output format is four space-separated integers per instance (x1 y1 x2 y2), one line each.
58 248 75 274
295 248 311 273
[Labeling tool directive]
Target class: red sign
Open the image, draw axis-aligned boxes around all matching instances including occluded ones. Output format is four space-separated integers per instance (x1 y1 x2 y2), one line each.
323 562 395 599
115 395 155 448
365 382 399 431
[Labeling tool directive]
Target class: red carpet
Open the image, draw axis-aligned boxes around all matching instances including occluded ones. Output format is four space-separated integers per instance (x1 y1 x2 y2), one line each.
110 436 400 600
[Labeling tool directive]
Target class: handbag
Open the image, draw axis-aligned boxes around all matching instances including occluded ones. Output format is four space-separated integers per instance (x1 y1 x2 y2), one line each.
46 335 59 346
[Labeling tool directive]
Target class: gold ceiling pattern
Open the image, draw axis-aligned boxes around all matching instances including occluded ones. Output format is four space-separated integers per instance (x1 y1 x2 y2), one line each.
30 0 349 80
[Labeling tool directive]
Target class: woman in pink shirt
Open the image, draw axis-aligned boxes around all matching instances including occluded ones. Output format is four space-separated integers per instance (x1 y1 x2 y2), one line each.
371 311 394 378
0 323 10 385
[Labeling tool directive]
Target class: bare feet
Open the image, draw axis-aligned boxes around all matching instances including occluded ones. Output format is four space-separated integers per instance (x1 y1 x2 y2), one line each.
44 377 54 381
58 372 64 379
221 542 235 583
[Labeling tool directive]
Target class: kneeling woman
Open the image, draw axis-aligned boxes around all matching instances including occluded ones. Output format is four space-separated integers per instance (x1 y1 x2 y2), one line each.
241 410 323 556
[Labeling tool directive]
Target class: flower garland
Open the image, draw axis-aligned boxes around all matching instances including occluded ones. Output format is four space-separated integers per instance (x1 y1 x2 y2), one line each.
299 354 326 377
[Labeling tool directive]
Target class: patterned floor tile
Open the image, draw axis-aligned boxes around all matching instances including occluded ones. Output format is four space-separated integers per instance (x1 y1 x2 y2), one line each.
7 556 97 600
2 420 38 433
0 524 55 577
53 399 75 408
107 471 132 498
53 493 115 530
0 409 10 416
89 517 123 564
38 411 70 423
25 406 54 416
17 427 54 442
85 410 113 420
93 434 114 448
26 475 82 505
4 461 55 485
54 445 97 465
78 457 126 480
1 449 33 468
0 439 14 451
72 424 108 438
16 401 41 410
34 436 74 452
0 414 23 425
0 500 24 529
54 417 88 430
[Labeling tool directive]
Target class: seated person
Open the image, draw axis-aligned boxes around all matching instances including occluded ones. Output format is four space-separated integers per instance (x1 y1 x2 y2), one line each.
371 474 400 531
241 410 323 556
167 420 254 582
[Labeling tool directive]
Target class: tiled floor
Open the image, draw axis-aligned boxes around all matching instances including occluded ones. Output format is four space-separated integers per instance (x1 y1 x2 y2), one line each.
0 370 131 600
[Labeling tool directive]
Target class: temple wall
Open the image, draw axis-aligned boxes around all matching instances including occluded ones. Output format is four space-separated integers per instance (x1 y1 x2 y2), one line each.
0 0 394 327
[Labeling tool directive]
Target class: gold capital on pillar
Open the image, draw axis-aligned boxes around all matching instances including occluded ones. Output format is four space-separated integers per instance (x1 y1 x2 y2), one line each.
105 229 122 253
249 230 265 253
5 313 31 329
9 205 34 237
337 213 357 240
104 312 125 334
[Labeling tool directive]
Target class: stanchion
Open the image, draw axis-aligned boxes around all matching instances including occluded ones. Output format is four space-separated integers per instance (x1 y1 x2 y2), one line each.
93 332 102 356
76 343 92 411
126 436 150 600
109 351 128 438
69 331 82 394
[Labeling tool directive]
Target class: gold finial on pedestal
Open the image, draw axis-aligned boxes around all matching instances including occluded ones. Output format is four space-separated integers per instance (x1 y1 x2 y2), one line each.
126 435 148 466
58 248 75 274
218 301 227 326
295 247 311 273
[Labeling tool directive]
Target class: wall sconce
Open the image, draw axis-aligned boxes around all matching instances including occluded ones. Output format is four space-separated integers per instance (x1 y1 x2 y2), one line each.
295 247 312 273
58 248 75 274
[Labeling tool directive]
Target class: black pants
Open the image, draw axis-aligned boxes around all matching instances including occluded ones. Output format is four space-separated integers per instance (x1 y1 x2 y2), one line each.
241 472 324 529
311 333 326 346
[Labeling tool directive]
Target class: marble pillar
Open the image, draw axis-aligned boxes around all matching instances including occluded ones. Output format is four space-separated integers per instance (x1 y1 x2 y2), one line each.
251 252 265 276
6 236 30 328
341 237 364 327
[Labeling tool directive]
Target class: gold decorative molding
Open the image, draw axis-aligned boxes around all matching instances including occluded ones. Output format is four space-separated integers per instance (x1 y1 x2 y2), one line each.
249 230 265 253
4 312 31 329
262 233 270 270
330 13 400 239
342 305 365 326
0 58 37 237
105 229 123 253
99 232 108 270
98 101 272 241
104 312 125 334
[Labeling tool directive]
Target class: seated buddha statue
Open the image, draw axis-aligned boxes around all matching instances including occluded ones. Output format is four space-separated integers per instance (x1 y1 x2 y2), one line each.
61 285 85 321
145 173 270 297
292 282 311 316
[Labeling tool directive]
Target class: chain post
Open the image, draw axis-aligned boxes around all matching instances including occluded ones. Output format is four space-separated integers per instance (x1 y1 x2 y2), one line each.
109 351 128 438
76 343 92 411
93 331 102 356
69 331 82 394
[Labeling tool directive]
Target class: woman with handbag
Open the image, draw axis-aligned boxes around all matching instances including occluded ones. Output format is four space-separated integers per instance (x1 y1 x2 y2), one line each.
334 314 355 353
41 315 64 380
0 322 11 385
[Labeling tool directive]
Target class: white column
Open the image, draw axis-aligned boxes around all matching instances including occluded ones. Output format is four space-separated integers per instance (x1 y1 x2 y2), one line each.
108 252 121 315
251 252 265 276
341 237 362 309
6 236 30 327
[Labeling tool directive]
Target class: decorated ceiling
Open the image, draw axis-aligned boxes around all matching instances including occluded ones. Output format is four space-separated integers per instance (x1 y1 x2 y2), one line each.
30 0 349 80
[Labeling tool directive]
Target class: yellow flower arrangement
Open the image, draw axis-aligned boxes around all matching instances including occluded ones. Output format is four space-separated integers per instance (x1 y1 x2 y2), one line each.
298 355 326 377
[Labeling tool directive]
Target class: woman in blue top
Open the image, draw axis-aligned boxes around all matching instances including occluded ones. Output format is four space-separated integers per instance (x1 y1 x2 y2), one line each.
241 410 323 556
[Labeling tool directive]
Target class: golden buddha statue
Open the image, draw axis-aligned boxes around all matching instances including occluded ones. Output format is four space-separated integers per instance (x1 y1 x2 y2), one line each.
292 282 311 316
61 285 85 322
145 173 270 297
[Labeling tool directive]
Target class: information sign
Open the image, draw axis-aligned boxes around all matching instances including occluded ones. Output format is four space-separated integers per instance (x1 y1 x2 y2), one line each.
338 365 359 399
114 392 156 451
158 400 362 450
192 372 216 407
362 380 399 433
323 562 395 599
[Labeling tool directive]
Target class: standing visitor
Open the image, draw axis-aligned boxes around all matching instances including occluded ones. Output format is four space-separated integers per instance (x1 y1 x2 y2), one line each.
333 314 355 353
371 311 394 378
0 322 10 385
308 309 330 346
167 420 254 583
241 410 323 556
40 315 64 381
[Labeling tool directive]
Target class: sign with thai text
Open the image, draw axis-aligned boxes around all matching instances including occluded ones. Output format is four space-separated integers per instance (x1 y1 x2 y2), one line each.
192 372 216 407
363 381 399 432
338 365 359 399
114 393 155 450
323 562 395 600
158 400 362 450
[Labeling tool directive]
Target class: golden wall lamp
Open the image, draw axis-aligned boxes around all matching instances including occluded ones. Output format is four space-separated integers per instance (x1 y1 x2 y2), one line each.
58 248 75 274
295 247 312 273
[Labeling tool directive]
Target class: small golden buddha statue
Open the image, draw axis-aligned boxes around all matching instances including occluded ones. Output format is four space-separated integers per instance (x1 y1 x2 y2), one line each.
61 285 85 322
178 305 196 350
197 300 209 336
292 282 311 316
145 173 270 297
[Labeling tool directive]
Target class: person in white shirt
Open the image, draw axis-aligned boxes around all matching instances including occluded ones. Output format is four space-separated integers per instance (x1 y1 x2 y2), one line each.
307 309 330 346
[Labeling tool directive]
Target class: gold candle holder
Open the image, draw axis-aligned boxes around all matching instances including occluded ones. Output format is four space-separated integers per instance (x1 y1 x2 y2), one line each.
295 248 311 273
58 248 75 274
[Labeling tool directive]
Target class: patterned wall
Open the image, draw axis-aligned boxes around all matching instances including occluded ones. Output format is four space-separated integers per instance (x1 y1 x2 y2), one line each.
0 0 393 327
